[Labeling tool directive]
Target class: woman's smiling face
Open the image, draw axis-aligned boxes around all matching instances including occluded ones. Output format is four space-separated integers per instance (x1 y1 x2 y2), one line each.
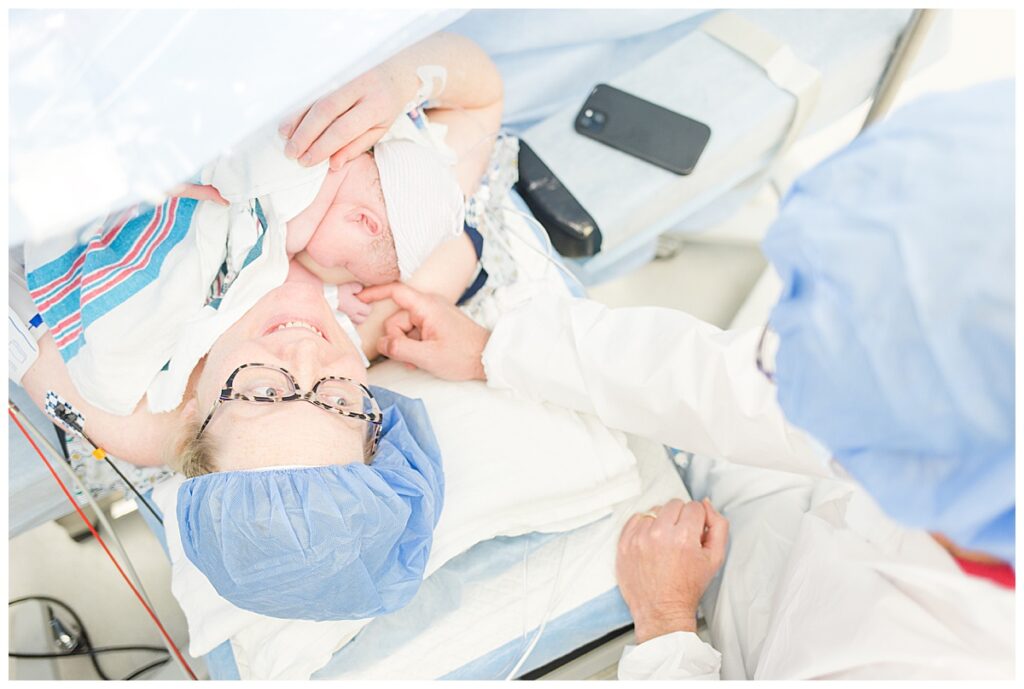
193 280 371 472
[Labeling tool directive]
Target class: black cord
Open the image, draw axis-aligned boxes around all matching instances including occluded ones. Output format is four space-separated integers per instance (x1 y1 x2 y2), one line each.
50 417 164 527
10 645 169 657
121 657 171 681
11 595 110 680
9 596 171 681
100 456 164 526
53 422 71 463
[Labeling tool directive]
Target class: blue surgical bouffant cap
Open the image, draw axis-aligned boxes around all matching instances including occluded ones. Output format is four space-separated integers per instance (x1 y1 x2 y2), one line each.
177 386 444 620
763 80 1015 564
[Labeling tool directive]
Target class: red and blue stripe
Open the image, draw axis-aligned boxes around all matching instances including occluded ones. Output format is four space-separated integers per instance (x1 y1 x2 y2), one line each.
27 197 197 361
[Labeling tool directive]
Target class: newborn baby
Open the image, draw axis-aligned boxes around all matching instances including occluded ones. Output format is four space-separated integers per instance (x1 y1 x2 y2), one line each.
286 130 467 324
192 105 466 326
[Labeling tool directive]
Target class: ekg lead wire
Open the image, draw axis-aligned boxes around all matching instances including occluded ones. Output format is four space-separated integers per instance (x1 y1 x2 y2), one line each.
446 103 589 296
498 203 587 293
46 396 164 526
13 404 156 613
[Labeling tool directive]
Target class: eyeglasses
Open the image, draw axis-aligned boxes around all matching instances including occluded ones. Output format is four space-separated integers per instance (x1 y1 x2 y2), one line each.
755 322 777 383
196 363 384 456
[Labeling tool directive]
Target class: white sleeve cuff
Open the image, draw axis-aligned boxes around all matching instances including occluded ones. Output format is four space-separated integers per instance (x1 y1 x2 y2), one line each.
618 631 722 681
480 317 513 392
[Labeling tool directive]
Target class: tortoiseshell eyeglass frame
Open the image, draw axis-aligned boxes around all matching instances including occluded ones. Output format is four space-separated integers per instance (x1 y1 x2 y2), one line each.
195 363 383 456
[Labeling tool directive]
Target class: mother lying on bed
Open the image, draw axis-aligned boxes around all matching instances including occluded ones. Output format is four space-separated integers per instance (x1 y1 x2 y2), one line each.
19 31 502 620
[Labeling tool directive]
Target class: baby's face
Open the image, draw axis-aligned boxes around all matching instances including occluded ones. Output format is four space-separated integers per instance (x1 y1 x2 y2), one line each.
302 153 399 285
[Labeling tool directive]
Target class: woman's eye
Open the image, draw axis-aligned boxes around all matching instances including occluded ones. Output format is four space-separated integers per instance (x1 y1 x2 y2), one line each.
251 386 282 398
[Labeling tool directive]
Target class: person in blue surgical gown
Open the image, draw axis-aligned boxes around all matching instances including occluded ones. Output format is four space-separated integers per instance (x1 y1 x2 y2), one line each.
308 78 1015 678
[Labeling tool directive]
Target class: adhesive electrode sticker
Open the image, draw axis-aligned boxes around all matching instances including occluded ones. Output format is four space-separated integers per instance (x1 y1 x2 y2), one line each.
44 390 86 437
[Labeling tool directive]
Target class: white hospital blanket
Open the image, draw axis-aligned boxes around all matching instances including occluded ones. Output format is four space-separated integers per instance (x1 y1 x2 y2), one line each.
314 434 689 680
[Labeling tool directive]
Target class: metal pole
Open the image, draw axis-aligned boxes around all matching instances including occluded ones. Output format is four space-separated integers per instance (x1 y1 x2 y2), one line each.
861 9 940 131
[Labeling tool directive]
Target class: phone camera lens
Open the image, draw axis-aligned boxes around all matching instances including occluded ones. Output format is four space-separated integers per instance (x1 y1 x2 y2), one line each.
578 108 607 133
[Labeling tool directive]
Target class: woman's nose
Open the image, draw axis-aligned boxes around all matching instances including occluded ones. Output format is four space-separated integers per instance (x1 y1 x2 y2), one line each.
282 337 323 389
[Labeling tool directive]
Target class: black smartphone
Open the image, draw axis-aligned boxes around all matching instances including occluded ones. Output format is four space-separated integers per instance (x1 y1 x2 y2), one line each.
574 84 711 175
515 139 602 258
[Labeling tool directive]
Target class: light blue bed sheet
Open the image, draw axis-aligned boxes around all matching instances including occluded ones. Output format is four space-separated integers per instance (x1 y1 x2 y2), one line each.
441 589 630 679
448 9 710 131
315 529 631 680
139 495 630 680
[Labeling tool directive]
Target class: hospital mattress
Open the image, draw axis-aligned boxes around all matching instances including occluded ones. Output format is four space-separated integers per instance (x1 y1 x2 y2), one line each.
516 9 945 284
152 434 689 680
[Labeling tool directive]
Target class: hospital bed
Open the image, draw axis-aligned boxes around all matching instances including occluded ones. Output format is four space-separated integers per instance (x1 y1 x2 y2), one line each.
9 8 944 680
142 436 685 681
8 6 944 534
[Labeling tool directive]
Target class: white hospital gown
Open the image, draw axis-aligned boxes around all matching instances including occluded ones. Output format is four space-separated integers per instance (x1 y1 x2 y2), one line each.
481 294 1015 680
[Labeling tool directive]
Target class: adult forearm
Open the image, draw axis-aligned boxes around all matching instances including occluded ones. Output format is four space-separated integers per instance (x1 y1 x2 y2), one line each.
483 295 832 478
385 32 503 110
20 334 170 466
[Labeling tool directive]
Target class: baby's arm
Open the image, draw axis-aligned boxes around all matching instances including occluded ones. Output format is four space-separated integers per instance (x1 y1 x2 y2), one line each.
356 231 478 361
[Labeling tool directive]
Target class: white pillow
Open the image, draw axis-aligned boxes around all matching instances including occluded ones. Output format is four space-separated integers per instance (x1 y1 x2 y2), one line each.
152 363 641 680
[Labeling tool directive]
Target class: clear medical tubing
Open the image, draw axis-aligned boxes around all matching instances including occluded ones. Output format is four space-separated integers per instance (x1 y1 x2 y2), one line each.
504 505 631 680
505 537 569 679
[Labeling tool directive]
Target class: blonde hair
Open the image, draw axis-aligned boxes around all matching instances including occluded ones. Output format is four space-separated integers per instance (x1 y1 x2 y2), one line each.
167 418 376 478
167 419 218 478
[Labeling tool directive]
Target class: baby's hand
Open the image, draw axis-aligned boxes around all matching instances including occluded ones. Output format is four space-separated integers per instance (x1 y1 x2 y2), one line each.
168 183 228 206
336 282 372 324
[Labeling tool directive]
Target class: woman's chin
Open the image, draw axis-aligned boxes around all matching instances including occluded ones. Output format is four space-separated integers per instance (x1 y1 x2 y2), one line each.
270 279 327 301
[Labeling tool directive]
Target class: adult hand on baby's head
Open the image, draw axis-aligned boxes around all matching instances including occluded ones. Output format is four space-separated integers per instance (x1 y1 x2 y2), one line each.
279 61 412 171
359 282 490 382
617 498 729 645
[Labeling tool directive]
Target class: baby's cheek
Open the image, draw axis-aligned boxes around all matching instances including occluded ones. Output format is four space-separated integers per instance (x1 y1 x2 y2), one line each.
352 259 400 286
285 222 317 256
303 233 333 267
306 220 358 268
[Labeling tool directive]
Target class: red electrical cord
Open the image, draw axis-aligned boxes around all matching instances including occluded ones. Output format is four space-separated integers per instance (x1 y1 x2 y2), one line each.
9 408 198 681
